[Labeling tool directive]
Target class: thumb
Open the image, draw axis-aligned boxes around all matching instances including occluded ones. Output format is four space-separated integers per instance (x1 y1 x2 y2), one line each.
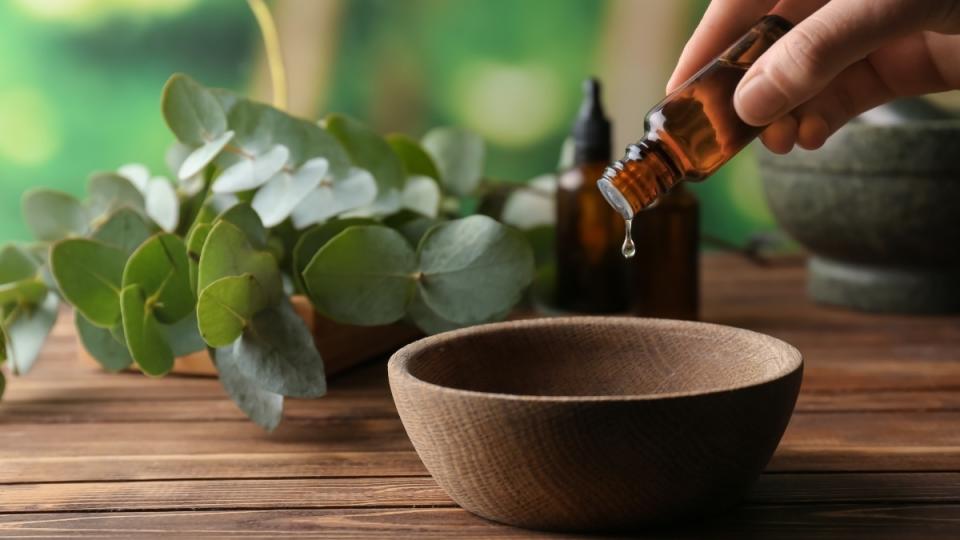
734 0 928 126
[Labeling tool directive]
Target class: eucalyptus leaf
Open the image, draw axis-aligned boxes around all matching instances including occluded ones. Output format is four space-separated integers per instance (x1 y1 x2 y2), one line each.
22 189 89 242
216 203 268 249
4 292 58 375
186 223 211 294
166 143 206 196
211 144 289 193
252 158 328 228
304 225 416 326
88 172 146 220
501 174 556 230
384 212 440 247
422 127 485 197
162 73 228 146
213 345 283 431
401 175 441 218
178 130 235 180
123 234 194 324
0 244 40 284
197 274 267 347
117 163 150 194
234 298 326 398
289 166 377 229
162 311 207 357
291 218 377 294
387 134 441 180
198 221 282 303
120 284 173 376
75 312 132 372
50 239 126 327
417 215 533 325
0 279 48 307
325 114 403 206
145 178 180 233
406 291 462 335
92 208 154 256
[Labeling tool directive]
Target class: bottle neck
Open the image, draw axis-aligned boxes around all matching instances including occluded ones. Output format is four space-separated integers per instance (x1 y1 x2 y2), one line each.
596 138 683 219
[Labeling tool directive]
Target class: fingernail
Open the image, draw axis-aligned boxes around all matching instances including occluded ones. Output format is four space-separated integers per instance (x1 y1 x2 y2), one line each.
736 74 788 125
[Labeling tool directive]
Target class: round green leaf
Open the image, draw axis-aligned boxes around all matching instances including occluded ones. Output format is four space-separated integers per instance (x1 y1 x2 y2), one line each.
120 284 173 377
162 73 228 146
417 215 533 325
407 291 462 335
186 222 212 294
91 208 155 257
325 114 403 204
387 134 441 180
0 244 40 284
3 292 58 375
303 225 416 326
291 218 376 294
213 345 283 431
501 174 556 230
122 234 194 324
233 298 326 398
87 173 145 220
50 239 126 327
76 312 132 372
197 274 267 348
422 127 485 197
22 189 89 242
216 203 268 249
198 221 281 303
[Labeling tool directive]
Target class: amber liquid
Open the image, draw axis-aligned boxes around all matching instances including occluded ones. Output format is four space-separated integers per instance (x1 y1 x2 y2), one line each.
598 15 791 219
648 60 762 180
555 161 629 313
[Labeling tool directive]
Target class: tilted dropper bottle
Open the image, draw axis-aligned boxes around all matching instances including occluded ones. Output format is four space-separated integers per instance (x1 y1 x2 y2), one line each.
597 15 792 245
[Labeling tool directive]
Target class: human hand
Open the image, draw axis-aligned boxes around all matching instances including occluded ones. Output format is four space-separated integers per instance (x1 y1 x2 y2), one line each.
666 0 960 153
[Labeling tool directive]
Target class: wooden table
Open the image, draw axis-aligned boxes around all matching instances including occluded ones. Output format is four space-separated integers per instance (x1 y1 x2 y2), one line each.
2 254 959 538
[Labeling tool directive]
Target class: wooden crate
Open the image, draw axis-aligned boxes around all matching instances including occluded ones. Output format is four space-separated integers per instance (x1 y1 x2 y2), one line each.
77 296 423 378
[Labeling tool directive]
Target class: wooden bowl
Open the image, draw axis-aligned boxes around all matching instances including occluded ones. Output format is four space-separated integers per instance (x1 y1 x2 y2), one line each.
388 317 802 532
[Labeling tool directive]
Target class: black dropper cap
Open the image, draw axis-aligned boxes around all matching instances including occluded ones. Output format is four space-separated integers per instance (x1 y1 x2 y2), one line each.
571 78 612 164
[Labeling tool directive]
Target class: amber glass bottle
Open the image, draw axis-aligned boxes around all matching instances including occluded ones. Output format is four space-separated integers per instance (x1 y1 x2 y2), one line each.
629 184 699 319
597 15 792 220
555 79 628 313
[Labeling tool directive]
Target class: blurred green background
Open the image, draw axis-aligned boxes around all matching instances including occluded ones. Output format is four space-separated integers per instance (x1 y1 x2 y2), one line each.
0 0 774 245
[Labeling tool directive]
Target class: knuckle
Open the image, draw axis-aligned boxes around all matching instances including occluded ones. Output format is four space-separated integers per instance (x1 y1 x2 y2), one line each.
780 22 831 79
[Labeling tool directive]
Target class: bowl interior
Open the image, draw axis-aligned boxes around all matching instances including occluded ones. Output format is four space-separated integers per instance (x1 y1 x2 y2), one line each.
402 317 800 398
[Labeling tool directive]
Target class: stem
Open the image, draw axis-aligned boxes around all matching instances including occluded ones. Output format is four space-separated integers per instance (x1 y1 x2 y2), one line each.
247 0 288 111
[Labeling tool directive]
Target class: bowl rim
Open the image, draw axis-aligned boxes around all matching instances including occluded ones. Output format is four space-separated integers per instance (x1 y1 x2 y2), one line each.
388 316 803 403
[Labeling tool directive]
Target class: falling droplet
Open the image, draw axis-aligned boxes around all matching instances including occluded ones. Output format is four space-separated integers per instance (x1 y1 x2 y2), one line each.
621 218 635 259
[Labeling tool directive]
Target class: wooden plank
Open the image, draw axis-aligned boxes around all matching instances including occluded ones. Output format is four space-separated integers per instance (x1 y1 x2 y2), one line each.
0 478 452 513
0 451 427 484
0 506 959 539
0 419 413 460
2 472 957 513
748 473 960 504
797 390 960 413
0 396 398 424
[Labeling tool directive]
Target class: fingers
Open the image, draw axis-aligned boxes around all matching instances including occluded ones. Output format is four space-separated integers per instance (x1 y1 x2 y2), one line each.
734 0 929 126
666 0 778 93
772 32 959 151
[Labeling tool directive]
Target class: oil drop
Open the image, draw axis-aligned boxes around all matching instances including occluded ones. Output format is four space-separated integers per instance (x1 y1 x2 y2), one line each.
621 218 635 259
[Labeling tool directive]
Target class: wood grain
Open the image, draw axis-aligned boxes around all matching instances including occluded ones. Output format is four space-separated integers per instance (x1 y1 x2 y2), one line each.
2 254 960 537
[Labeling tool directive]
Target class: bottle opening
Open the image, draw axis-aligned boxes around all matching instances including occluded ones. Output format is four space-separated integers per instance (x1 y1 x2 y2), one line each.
597 177 634 220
